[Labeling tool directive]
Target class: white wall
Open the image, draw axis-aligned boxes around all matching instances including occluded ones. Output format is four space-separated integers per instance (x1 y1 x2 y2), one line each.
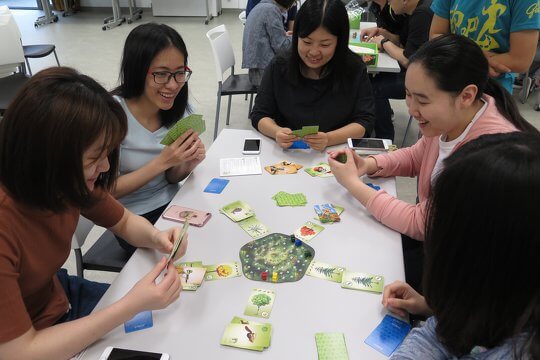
80 0 245 8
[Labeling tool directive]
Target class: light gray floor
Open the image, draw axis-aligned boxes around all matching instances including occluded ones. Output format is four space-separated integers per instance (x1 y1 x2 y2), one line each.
10 8 540 284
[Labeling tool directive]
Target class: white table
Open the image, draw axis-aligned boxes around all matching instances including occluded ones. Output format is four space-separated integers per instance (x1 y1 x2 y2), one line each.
80 129 405 359
357 22 401 73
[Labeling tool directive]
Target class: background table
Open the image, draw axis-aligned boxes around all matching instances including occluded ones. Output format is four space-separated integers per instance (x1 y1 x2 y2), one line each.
359 22 401 73
80 129 405 359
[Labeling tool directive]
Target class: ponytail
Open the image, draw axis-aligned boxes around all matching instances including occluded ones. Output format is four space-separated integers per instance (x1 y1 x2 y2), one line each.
484 78 540 134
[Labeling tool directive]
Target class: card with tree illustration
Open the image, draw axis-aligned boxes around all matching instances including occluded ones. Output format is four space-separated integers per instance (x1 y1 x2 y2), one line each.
307 261 346 283
341 271 384 293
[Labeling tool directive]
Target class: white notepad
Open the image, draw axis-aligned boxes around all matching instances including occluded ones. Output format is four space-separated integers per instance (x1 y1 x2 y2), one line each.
219 157 262 177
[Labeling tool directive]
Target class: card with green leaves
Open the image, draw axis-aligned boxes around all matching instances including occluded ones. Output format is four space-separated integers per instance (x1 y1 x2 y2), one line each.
244 288 275 319
220 200 255 222
341 271 385 293
307 261 346 283
238 217 270 238
160 114 205 146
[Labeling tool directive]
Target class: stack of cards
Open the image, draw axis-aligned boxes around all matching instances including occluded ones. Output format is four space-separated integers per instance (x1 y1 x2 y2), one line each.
175 263 207 291
244 288 275 319
306 261 345 283
220 316 272 352
220 200 270 238
364 315 411 356
305 163 333 177
272 191 307 207
313 204 344 223
314 204 341 223
160 114 205 146
294 221 325 242
315 333 349 360
292 125 319 138
341 271 384 293
264 160 304 175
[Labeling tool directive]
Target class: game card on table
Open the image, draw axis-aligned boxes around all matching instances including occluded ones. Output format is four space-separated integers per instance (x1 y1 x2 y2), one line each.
306 261 346 283
244 288 275 319
364 315 411 356
341 271 384 293
315 332 349 360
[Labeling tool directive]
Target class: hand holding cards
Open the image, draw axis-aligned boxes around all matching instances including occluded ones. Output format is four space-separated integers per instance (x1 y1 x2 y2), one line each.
160 114 205 146
167 219 189 267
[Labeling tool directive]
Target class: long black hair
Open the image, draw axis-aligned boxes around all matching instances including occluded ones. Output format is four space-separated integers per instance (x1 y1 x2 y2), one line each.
281 0 363 91
424 132 540 357
113 23 190 128
409 34 538 134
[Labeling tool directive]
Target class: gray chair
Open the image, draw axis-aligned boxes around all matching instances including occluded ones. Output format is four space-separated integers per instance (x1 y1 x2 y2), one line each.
71 216 131 278
206 24 258 140
0 6 30 113
23 44 60 75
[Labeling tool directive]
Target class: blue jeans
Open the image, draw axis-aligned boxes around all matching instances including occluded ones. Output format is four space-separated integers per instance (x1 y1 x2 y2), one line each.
370 71 406 142
55 268 109 323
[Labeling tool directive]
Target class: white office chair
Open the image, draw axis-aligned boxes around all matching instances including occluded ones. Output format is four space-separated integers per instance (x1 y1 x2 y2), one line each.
0 6 29 113
206 24 258 139
71 216 131 278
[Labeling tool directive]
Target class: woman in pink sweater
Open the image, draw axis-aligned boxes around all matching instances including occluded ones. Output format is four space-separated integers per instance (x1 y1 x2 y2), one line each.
328 35 538 291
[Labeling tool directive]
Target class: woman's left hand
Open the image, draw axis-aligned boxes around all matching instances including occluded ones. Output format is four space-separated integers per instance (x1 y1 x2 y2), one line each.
303 132 329 151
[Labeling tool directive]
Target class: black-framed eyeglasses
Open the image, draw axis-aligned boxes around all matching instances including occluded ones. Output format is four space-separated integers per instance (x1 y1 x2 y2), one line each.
149 66 192 84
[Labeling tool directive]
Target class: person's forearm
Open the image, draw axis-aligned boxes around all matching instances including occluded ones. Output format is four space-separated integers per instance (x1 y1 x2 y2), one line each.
165 163 192 184
379 29 400 44
383 41 409 68
0 298 137 360
110 210 160 249
364 156 380 175
113 159 166 198
257 117 281 140
342 177 377 206
327 123 366 147
429 15 449 39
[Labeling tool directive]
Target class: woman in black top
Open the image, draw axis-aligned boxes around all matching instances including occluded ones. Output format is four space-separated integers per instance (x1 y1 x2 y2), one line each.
251 0 375 151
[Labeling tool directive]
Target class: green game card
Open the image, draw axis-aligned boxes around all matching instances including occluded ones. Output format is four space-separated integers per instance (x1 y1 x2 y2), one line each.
160 114 206 146
271 191 307 207
174 261 203 274
220 200 255 222
230 316 273 345
238 217 270 238
292 125 319 138
315 333 349 360
244 288 275 319
220 323 272 351
305 162 334 177
204 262 241 281
313 204 344 223
341 271 384 293
307 261 346 283
294 221 325 242
178 266 207 291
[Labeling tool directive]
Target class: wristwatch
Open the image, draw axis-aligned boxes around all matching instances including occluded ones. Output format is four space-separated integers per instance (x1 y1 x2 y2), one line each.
380 38 390 52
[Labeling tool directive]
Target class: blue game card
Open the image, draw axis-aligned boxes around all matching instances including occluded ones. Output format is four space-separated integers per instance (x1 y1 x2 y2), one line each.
289 140 310 149
124 310 153 333
364 315 411 356
204 178 229 194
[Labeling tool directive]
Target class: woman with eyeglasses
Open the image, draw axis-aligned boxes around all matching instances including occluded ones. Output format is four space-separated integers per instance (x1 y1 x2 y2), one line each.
112 23 205 256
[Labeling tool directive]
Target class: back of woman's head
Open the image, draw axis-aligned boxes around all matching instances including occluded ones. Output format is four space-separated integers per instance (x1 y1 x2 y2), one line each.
0 67 127 212
409 34 538 134
424 132 540 357
114 22 189 127
286 0 356 88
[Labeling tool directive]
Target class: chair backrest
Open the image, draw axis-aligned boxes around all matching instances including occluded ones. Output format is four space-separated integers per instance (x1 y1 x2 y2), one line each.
0 6 24 76
239 10 246 25
206 24 236 82
71 216 95 250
